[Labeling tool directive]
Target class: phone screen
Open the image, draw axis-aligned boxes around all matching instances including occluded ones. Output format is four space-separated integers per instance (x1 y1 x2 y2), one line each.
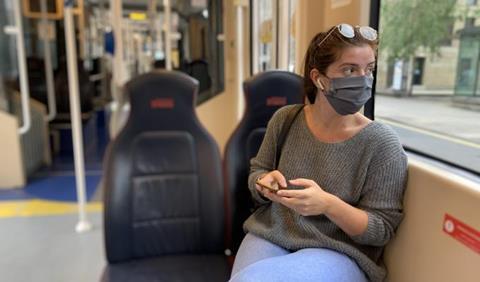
256 180 280 192
256 179 304 193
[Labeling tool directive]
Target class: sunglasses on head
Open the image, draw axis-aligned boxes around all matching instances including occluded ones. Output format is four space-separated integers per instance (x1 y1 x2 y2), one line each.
317 23 378 48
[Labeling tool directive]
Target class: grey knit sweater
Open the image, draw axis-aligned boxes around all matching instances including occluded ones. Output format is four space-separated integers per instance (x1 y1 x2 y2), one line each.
244 105 408 282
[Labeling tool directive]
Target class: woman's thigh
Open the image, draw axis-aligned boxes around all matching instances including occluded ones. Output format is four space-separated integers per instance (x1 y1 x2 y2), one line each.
230 248 367 282
230 233 290 277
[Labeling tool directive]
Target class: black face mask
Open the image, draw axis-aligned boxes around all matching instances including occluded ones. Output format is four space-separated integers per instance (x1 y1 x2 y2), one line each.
322 76 373 115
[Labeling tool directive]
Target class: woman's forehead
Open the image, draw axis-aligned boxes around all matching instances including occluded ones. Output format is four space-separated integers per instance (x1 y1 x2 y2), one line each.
336 45 376 65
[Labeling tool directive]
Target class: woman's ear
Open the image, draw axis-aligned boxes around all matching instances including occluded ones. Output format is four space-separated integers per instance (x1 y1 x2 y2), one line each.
310 69 323 90
309 68 324 90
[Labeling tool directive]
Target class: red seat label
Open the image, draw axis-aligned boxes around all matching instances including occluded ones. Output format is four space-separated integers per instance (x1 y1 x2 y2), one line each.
150 98 175 109
443 213 480 254
266 96 287 106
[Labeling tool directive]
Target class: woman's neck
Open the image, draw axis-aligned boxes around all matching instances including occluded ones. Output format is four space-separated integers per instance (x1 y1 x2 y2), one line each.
304 93 371 143
309 94 357 130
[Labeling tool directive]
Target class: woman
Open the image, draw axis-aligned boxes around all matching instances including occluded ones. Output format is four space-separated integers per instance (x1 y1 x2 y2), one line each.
229 24 408 282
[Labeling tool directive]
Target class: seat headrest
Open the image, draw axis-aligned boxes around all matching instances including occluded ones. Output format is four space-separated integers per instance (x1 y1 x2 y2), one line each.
124 70 199 131
243 71 303 124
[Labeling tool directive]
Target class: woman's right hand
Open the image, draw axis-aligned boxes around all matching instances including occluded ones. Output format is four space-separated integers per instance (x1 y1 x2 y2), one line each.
255 170 288 199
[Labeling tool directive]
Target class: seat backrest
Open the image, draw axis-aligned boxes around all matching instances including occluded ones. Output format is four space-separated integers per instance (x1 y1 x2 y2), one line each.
224 71 303 252
54 57 94 114
187 60 211 93
103 71 225 263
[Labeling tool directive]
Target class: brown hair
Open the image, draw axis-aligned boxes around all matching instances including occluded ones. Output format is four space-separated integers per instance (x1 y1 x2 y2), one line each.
303 26 379 104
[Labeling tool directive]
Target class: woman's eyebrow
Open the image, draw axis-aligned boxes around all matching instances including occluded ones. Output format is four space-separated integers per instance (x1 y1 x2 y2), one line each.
338 62 376 67
338 63 359 67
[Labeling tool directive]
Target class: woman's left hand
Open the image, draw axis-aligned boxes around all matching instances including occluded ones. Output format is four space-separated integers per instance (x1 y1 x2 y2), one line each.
269 178 335 216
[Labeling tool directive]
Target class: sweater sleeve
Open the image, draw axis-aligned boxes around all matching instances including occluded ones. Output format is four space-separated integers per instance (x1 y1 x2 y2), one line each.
247 106 291 205
351 132 408 246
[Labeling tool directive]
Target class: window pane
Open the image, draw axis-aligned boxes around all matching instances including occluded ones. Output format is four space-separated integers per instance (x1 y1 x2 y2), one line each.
252 0 276 72
376 0 480 173
159 0 224 104
288 0 296 72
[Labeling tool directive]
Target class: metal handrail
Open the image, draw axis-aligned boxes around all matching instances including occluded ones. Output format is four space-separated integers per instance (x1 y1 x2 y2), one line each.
235 0 247 121
40 0 57 122
4 0 31 134
64 1 92 233
252 0 259 74
163 0 172 70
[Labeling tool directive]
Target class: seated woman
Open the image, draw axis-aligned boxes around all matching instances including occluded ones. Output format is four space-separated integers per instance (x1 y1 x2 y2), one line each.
229 24 408 282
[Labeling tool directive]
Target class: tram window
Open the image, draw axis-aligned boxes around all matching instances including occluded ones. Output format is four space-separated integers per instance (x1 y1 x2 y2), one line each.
23 0 64 20
24 0 60 14
287 0 297 72
251 0 297 74
168 0 224 104
375 0 480 174
251 0 277 72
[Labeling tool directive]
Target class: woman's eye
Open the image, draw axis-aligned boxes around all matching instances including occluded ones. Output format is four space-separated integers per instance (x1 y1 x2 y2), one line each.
342 67 354 76
366 67 375 75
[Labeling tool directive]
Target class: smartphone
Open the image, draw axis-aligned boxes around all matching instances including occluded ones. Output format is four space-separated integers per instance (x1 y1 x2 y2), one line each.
255 179 281 193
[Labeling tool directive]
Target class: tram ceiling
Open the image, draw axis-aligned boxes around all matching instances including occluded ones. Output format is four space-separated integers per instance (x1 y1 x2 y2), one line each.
86 0 207 15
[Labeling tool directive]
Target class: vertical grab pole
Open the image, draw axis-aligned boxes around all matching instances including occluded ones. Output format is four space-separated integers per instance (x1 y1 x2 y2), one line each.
163 0 172 70
271 0 278 69
277 0 290 70
111 0 124 87
64 0 92 233
148 0 158 59
40 0 57 121
6 0 31 134
235 0 247 121
108 0 125 138
252 0 259 75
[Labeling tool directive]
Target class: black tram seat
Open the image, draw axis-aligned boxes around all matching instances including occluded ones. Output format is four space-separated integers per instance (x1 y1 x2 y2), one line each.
53 57 95 120
224 71 303 253
186 60 212 93
101 71 230 282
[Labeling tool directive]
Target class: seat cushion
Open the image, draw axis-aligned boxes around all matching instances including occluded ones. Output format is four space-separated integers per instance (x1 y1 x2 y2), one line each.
101 254 230 282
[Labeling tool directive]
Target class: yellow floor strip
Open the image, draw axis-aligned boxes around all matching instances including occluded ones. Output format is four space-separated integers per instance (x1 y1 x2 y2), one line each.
0 200 103 218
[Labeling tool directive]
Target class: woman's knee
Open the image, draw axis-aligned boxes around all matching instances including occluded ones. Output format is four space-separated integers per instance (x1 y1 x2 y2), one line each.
231 233 289 277
230 260 281 282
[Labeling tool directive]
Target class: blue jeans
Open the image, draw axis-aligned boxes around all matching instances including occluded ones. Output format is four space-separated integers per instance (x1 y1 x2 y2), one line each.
229 233 367 282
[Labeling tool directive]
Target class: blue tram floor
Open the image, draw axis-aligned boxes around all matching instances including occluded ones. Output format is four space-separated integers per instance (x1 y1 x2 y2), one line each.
0 110 109 214
0 174 101 202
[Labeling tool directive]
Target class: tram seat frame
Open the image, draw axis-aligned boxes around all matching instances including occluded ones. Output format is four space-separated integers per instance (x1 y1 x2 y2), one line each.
224 70 303 253
101 71 230 282
384 160 480 282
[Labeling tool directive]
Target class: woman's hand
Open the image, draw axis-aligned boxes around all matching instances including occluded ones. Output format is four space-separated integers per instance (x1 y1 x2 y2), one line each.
272 178 335 216
255 170 287 200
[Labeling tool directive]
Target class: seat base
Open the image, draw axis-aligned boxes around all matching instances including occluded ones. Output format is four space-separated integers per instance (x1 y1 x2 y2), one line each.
101 254 231 282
